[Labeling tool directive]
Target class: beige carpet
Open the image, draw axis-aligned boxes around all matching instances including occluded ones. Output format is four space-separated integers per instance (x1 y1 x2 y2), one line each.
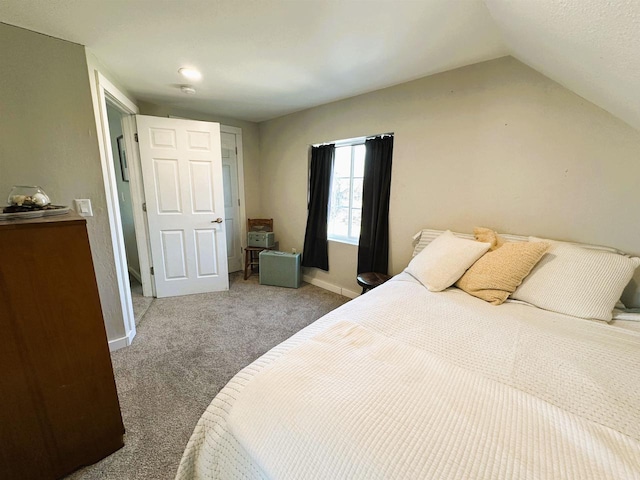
67 272 349 479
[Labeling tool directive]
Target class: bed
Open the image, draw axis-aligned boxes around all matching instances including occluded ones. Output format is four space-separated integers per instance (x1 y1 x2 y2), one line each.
176 229 640 479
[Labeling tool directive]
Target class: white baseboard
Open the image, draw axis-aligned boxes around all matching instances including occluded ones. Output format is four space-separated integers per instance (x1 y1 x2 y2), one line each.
128 266 142 283
303 275 360 299
341 288 360 299
108 328 136 352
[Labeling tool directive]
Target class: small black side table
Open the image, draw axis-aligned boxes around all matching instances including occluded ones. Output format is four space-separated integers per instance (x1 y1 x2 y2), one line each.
357 272 392 294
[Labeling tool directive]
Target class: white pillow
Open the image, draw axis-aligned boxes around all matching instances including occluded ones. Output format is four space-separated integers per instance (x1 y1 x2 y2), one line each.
406 230 491 292
412 228 528 257
511 237 640 321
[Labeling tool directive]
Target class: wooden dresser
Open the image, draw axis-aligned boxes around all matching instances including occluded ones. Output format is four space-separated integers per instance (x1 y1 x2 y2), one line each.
0 213 124 479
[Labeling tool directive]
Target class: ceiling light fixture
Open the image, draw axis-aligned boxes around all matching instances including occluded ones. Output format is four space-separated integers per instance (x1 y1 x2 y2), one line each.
178 67 202 81
180 85 196 95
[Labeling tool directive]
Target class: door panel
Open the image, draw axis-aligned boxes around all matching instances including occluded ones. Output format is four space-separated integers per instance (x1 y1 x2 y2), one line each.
194 229 218 277
161 230 187 279
137 115 229 297
187 130 211 150
189 161 214 213
222 164 232 206
221 132 242 273
222 164 237 263
225 217 235 260
154 159 182 213
149 128 176 148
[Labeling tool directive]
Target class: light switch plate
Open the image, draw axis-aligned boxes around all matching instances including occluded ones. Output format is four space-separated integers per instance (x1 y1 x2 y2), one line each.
74 199 93 217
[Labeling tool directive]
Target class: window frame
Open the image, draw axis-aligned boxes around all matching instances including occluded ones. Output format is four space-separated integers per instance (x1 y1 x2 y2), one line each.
327 141 365 246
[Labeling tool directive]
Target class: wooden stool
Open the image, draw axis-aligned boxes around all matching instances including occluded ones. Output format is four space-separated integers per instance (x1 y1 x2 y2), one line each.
357 272 392 294
244 218 274 280
244 246 275 280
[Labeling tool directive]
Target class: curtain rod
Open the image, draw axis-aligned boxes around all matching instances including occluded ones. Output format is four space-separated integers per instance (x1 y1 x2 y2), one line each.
311 132 393 148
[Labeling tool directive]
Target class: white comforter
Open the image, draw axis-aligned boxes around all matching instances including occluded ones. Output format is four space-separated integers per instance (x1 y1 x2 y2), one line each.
176 273 640 479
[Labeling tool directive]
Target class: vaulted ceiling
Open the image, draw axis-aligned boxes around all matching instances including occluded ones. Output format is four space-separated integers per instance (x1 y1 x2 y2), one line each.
0 0 638 129
485 0 640 132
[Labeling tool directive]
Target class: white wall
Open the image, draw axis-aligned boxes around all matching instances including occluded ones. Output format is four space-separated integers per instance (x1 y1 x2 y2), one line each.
258 56 640 305
0 23 127 338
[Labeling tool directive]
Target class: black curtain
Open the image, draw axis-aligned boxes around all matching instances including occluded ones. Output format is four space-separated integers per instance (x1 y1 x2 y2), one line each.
357 135 394 274
302 144 334 271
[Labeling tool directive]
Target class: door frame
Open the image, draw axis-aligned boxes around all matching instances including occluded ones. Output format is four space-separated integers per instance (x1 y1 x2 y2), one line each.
93 72 140 351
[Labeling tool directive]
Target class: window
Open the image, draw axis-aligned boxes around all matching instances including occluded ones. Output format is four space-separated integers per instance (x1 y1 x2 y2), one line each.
328 144 365 244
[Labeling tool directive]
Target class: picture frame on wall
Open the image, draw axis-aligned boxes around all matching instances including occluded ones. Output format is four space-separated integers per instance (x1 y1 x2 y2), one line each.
117 135 129 182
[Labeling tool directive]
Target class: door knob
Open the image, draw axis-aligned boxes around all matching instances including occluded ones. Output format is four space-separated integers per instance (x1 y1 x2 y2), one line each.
212 217 223 223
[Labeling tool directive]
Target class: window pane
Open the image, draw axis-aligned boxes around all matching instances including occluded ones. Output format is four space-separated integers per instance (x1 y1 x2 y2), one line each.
327 143 367 243
334 146 352 177
353 144 365 176
352 178 363 209
329 207 349 237
332 178 350 207
351 208 362 239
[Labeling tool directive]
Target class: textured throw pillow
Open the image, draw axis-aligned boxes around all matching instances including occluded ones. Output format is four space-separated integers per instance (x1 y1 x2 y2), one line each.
405 230 491 292
511 238 640 321
473 227 505 251
456 241 550 305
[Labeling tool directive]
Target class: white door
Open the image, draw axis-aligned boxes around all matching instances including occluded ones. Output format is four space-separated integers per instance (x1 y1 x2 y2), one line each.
221 132 242 273
136 115 229 297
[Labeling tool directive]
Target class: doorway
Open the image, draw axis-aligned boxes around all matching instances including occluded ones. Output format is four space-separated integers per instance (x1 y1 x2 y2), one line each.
106 103 153 324
94 72 247 349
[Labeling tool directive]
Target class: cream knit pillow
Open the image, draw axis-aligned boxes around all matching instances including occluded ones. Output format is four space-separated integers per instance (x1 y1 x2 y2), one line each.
406 230 491 292
456 241 550 305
